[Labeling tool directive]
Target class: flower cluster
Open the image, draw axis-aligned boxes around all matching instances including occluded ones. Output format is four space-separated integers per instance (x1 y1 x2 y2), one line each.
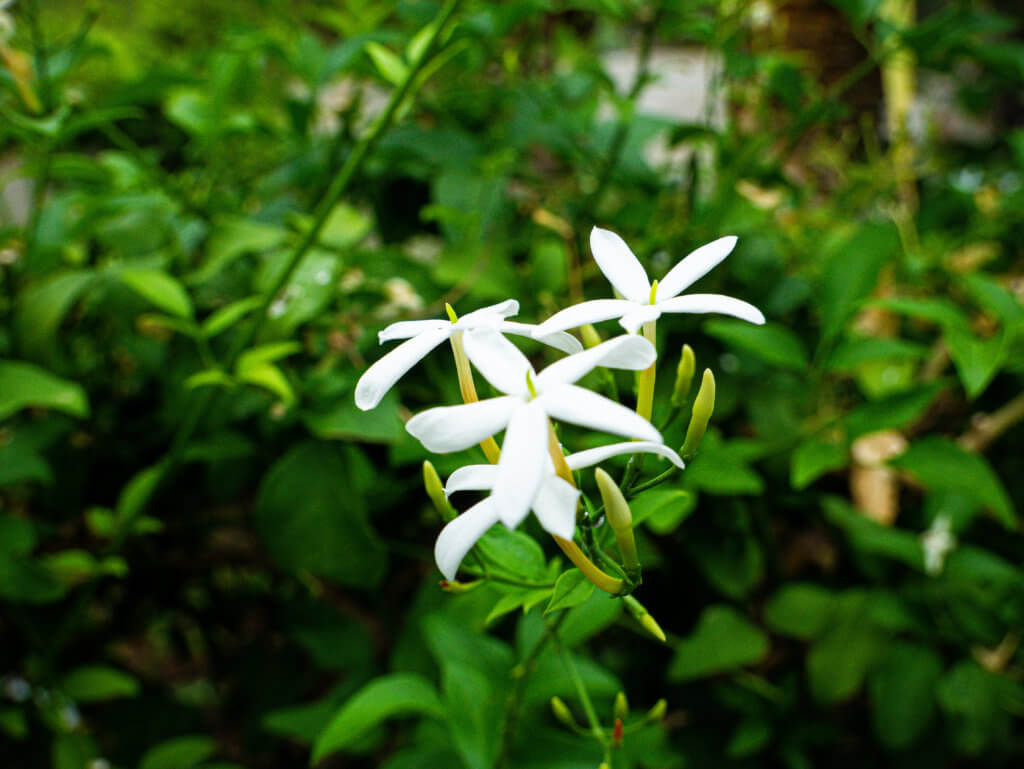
356 227 764 587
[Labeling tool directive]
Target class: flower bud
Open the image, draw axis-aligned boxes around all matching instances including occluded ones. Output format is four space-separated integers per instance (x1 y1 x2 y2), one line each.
580 324 602 349
612 717 624 746
595 468 638 575
646 699 667 722
614 691 629 721
671 344 696 407
423 461 455 522
550 696 576 728
623 595 666 642
681 368 715 461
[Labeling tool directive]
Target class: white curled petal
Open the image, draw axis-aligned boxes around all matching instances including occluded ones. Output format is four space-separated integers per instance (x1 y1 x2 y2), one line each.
378 319 450 343
499 322 583 355
434 498 499 580
491 400 548 530
532 477 580 540
463 328 534 395
566 441 685 471
406 395 522 452
590 227 651 303
355 326 452 410
619 305 662 334
657 293 766 325
532 299 637 337
537 334 657 389
656 236 738 300
445 464 499 497
542 384 662 442
459 299 520 324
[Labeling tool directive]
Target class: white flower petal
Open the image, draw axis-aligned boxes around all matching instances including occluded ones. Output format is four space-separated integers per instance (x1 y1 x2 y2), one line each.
445 464 499 497
406 395 522 452
378 319 450 343
459 299 520 324
656 236 738 300
355 326 452 410
537 335 657 389
566 441 685 470
532 477 580 540
657 293 765 325
463 328 534 395
499 321 583 355
491 400 549 530
619 305 662 334
434 498 499 580
591 227 651 303
541 384 662 442
532 299 637 337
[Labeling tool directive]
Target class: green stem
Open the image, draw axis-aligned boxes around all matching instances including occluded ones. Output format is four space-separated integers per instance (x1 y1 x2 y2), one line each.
552 627 604 742
496 612 569 769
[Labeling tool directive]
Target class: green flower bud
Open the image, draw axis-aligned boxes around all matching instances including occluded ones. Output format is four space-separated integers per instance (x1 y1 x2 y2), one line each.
595 468 638 575
646 699 667 722
681 368 715 461
580 324 603 349
671 344 696 408
623 595 666 643
550 696 576 727
423 460 455 522
614 691 629 721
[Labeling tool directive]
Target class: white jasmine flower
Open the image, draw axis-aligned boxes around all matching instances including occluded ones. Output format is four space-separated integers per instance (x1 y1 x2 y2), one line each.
921 514 957 576
407 329 661 531
354 299 582 410
434 441 683 580
534 227 766 336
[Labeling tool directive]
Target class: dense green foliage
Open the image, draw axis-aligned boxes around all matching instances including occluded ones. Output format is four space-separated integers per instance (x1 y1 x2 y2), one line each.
2 1 1023 767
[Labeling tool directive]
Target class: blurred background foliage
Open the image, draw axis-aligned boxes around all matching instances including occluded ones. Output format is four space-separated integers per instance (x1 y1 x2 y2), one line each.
1 0 1023 767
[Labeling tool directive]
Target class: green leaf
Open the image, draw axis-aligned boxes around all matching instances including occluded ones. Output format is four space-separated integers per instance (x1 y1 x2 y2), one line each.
201 296 262 337
806 593 886 703
821 497 924 568
0 360 89 420
668 605 770 681
312 674 443 762
0 514 36 557
139 735 216 769
366 41 409 86
442 660 503 769
258 249 342 334
818 222 898 345
936 660 1011 756
236 341 301 372
190 216 288 285
726 718 773 758
825 337 929 371
254 442 387 587
944 325 1007 398
0 439 53 486
61 665 140 702
236 362 295 405
869 642 943 748
790 436 848 489
184 369 236 390
703 320 808 371
763 583 836 640
116 463 167 526
475 525 547 581
843 382 946 439
304 390 403 443
630 488 695 533
889 438 1016 528
118 269 194 319
545 569 595 614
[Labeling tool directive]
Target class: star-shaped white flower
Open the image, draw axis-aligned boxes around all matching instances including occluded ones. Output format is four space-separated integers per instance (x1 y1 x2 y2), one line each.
434 441 684 580
533 227 766 336
354 299 582 411
406 329 661 531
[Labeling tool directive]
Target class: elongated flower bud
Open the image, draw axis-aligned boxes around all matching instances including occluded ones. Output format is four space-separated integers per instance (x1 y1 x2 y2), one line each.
681 368 715 461
423 461 455 522
550 696 576 728
671 344 696 407
623 595 666 642
595 468 639 577
646 699 667 722
614 691 629 721
439 579 480 593
580 324 602 349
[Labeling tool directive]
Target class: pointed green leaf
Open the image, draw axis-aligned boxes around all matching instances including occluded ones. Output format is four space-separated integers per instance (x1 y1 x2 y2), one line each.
0 361 89 420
